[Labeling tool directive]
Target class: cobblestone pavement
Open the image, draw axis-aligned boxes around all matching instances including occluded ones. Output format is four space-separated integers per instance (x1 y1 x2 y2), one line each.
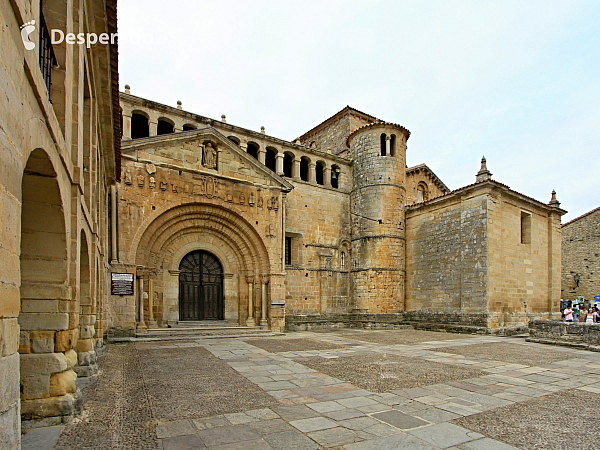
50 330 600 449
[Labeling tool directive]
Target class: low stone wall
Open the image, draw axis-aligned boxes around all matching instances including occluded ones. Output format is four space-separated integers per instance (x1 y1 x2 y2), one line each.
286 311 494 334
529 319 600 348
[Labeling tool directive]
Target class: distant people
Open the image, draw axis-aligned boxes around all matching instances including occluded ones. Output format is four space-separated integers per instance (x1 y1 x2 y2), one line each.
591 306 599 324
579 306 589 322
563 306 574 322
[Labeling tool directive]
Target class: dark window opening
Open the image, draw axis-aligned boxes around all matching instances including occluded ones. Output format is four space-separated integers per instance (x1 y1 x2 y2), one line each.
182 124 196 131
285 237 292 265
316 162 324 185
266 148 277 172
380 133 387 156
157 120 174 135
390 134 396 156
283 153 293 177
300 157 309 181
247 142 259 160
228 136 240 145
521 212 532 244
131 113 149 139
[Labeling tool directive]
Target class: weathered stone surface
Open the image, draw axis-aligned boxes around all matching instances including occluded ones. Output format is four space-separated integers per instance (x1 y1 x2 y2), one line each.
21 374 51 400
0 353 20 412
30 330 55 354
64 349 78 370
55 329 78 352
21 393 76 421
0 318 19 357
20 352 68 375
19 313 69 331
49 370 77 396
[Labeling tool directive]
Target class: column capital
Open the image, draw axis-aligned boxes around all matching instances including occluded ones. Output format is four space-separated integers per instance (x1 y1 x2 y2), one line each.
260 275 270 284
246 275 255 284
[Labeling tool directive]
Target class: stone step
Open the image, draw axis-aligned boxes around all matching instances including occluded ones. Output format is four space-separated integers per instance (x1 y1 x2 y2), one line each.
132 325 277 340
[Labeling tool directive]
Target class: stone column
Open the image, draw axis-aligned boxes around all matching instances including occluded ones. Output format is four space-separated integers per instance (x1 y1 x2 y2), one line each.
385 135 391 155
258 148 266 165
137 276 147 331
246 276 255 326
293 158 301 180
240 142 248 153
122 113 132 140
260 276 269 327
149 120 158 137
324 166 332 187
276 152 284 176
110 184 118 263
308 162 316 184
148 277 156 327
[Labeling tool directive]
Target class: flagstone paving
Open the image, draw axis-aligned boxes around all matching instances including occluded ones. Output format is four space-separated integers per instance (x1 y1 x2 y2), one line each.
35 330 600 450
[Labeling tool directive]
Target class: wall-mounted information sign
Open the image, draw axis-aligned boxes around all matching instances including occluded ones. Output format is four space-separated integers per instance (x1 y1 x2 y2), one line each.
111 273 134 296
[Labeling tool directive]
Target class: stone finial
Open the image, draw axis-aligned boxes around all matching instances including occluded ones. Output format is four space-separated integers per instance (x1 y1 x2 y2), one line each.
124 84 130 94
177 100 182 110
221 114 226 123
549 189 561 207
476 156 492 183
261 126 265 134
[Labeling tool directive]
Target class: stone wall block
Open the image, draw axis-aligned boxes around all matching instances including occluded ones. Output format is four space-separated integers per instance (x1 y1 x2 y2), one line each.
0 283 19 317
78 324 95 339
0 353 20 412
0 318 19 357
77 350 96 367
30 330 55 354
64 349 77 370
49 369 77 397
21 374 50 400
19 313 69 331
55 329 78 352
20 352 68 375
0 402 20 449
20 393 76 421
75 338 93 353
19 330 31 354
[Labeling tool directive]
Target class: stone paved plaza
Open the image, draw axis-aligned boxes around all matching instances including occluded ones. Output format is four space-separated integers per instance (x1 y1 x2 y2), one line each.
23 329 600 450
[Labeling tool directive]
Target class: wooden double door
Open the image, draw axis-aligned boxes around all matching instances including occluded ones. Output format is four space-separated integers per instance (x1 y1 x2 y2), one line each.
179 250 223 320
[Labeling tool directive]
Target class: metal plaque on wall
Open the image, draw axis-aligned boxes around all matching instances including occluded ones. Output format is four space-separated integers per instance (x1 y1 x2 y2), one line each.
111 273 134 296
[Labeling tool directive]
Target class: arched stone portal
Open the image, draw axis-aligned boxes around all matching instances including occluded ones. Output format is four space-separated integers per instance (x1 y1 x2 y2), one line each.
179 251 224 320
133 202 272 326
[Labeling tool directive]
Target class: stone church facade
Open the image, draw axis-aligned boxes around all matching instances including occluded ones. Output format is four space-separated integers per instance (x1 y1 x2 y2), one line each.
110 91 566 337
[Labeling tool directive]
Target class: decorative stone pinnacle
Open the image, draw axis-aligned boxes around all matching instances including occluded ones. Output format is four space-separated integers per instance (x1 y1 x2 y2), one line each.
549 189 560 207
177 100 182 110
261 126 265 134
476 155 492 183
221 114 226 123
124 84 130 94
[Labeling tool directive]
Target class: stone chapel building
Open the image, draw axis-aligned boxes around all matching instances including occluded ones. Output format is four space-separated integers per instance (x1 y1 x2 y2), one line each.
110 90 566 338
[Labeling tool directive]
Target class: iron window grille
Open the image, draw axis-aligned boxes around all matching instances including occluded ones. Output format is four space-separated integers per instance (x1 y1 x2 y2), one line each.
38 12 58 102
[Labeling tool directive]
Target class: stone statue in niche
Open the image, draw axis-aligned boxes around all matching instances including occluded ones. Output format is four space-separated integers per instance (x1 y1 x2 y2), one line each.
160 181 168 191
248 192 255 206
124 169 132 185
239 192 245 205
149 177 156 189
226 193 233 202
257 195 263 208
272 197 279 211
137 174 144 187
203 142 217 169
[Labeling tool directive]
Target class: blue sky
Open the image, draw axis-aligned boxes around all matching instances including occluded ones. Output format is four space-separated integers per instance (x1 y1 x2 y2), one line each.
118 0 599 221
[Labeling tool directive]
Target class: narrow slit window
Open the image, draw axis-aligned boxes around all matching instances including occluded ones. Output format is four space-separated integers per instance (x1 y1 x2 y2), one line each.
520 212 531 244
285 237 292 265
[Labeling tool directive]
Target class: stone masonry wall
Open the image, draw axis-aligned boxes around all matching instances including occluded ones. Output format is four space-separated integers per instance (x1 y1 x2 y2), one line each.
561 208 600 302
406 192 489 314
284 181 351 314
487 190 560 329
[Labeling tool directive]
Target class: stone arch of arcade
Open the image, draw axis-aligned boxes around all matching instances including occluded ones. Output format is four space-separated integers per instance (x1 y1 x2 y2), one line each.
132 202 272 326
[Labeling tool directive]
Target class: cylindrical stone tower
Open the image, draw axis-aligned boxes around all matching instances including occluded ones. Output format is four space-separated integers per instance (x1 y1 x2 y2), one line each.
347 122 410 313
